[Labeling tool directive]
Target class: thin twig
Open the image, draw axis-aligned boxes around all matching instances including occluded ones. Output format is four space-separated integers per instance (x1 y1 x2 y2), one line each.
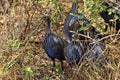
23 19 43 45
70 30 97 42
70 30 120 43
102 0 120 12
98 33 120 42
14 17 43 52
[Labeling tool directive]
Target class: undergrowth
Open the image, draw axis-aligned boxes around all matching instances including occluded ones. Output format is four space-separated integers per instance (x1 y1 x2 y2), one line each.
0 0 120 80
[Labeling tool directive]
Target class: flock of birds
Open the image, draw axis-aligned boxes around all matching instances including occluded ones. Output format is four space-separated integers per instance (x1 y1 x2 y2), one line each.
40 0 120 70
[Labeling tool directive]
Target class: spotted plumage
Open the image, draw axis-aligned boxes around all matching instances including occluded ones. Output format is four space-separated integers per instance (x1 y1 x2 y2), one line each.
42 16 68 70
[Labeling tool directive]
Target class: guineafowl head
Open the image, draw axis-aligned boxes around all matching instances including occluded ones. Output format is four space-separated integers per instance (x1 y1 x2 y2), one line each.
41 9 51 20
42 16 50 22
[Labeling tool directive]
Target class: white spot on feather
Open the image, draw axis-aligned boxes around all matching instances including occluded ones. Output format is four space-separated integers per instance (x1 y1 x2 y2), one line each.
53 37 58 42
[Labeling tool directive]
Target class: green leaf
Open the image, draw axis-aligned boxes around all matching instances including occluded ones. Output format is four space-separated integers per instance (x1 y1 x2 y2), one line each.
30 36 35 41
79 25 89 31
53 65 62 75
7 39 23 50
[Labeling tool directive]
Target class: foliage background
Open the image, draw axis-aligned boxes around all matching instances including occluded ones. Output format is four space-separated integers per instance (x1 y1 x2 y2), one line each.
0 0 120 80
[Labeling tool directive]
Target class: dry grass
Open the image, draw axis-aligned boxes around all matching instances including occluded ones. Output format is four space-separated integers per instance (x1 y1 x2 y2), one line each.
0 0 120 80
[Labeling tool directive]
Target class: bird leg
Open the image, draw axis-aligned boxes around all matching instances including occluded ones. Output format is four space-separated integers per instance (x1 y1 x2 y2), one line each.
60 60 64 71
51 58 55 71
69 63 73 68
52 58 55 68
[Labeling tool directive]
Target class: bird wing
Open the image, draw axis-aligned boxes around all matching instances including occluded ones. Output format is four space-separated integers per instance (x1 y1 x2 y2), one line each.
45 33 65 54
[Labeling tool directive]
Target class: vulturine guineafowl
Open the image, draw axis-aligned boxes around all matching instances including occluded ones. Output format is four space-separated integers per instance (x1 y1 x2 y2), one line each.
63 1 89 67
64 41 84 67
100 0 120 33
64 0 89 41
41 16 68 70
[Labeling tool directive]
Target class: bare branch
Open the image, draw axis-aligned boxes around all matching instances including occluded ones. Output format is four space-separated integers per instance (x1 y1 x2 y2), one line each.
23 18 43 45
70 30 120 43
